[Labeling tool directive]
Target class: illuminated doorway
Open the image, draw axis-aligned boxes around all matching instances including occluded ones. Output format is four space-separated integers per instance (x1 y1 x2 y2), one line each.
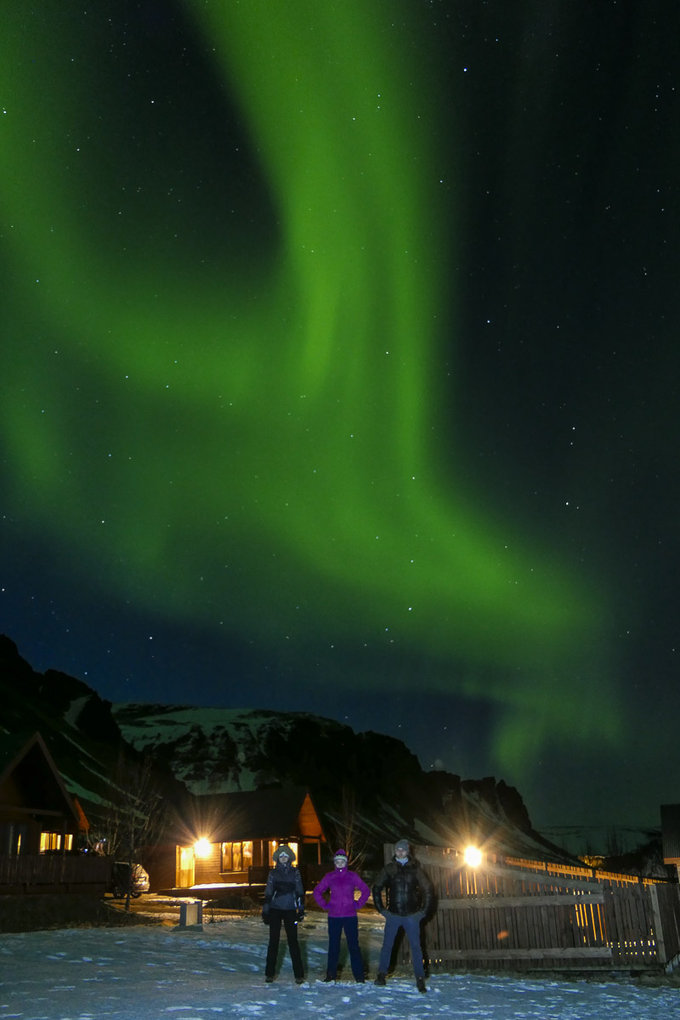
176 845 195 888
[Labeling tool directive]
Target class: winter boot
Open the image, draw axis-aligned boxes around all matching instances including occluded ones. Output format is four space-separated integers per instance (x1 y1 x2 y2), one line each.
374 972 386 986
416 977 427 993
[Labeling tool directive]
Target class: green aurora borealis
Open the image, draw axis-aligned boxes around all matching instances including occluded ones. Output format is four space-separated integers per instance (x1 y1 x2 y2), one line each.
1 2 625 779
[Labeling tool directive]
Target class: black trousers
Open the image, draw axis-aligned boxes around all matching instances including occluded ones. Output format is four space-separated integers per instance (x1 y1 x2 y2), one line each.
265 909 304 979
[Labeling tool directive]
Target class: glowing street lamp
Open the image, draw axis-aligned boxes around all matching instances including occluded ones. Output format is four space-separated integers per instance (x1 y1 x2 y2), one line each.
463 845 483 868
194 838 212 859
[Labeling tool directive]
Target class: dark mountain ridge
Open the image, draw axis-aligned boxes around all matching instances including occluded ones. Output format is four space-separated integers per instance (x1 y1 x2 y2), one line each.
0 635 184 826
1 634 576 864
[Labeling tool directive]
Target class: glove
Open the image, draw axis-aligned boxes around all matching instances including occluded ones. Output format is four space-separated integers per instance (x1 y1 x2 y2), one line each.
262 906 270 926
295 896 305 922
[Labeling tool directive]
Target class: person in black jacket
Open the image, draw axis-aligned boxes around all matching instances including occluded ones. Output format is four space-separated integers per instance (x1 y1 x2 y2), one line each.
372 838 433 992
262 844 305 984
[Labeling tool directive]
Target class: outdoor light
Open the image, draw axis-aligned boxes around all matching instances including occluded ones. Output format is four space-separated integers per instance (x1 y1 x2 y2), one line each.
194 838 212 859
464 845 483 868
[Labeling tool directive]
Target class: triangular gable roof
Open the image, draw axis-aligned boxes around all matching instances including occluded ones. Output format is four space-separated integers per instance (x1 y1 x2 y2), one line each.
0 730 83 827
185 786 324 843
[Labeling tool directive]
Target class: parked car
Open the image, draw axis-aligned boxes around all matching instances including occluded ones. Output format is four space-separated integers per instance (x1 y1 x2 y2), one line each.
110 861 150 898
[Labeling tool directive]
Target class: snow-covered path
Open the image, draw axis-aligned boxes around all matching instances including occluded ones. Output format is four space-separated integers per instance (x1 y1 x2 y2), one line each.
1 914 678 1019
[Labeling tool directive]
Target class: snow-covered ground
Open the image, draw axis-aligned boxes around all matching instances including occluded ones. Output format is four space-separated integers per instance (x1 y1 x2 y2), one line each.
1 911 678 1019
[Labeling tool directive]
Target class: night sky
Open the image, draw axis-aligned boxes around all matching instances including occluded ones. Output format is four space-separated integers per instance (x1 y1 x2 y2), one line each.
2 1 678 840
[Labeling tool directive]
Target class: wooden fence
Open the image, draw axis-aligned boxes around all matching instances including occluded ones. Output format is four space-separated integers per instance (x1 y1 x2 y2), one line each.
0 854 112 895
394 847 680 974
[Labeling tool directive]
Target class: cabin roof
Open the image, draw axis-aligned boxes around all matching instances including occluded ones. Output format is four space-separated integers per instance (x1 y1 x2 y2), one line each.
0 730 83 826
185 786 321 842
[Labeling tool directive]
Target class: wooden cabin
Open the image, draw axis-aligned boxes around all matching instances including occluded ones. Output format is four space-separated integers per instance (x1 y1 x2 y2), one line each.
0 731 109 894
156 786 327 893
0 731 85 857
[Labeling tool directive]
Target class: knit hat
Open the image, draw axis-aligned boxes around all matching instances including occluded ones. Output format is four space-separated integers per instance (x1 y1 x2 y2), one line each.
394 839 410 853
334 848 348 862
273 844 296 864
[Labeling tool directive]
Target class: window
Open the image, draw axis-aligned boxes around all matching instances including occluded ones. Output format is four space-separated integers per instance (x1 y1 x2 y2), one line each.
221 840 253 872
0 824 23 856
40 832 73 852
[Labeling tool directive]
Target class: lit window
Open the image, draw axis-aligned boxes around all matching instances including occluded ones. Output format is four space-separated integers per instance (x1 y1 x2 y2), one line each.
221 841 253 871
40 832 61 852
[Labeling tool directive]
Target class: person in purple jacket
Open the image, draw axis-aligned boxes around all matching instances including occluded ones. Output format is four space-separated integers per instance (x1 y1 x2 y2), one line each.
312 848 371 982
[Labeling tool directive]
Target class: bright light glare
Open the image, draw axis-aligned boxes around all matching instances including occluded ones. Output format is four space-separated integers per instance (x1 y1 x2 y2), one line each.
194 838 212 859
464 845 482 868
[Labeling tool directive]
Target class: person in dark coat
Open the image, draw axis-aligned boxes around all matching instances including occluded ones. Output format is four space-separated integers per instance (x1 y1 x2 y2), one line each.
312 848 371 982
262 844 305 983
372 838 433 992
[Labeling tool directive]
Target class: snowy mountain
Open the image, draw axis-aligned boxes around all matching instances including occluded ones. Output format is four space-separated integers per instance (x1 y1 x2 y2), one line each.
0 634 577 864
112 701 577 864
